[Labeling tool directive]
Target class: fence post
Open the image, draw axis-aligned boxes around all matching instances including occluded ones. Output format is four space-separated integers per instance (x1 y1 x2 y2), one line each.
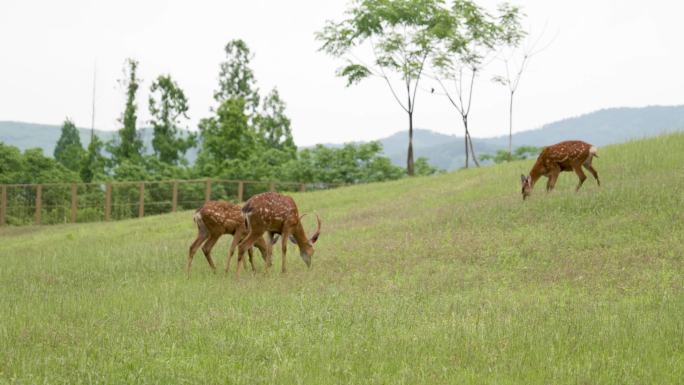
35 184 42 225
105 184 112 221
299 183 306 192
205 179 212 203
70 183 77 223
237 181 244 202
172 181 178 212
269 182 276 192
0 185 6 226
138 183 145 218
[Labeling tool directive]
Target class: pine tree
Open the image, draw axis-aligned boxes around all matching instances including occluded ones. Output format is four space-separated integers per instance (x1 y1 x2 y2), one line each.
54 118 85 172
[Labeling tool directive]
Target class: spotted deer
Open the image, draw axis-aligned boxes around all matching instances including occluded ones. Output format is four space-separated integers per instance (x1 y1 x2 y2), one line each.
521 140 600 200
236 192 321 277
187 201 275 277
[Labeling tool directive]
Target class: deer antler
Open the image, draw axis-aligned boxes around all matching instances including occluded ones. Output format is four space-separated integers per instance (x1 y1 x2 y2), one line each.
310 213 321 244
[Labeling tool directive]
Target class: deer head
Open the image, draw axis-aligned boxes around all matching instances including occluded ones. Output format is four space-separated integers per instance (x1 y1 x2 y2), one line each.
289 213 322 267
520 174 533 200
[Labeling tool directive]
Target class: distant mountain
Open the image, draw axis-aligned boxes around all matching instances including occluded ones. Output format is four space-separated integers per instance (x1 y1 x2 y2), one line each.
2 105 683 170
0 121 137 154
0 122 199 162
379 105 684 170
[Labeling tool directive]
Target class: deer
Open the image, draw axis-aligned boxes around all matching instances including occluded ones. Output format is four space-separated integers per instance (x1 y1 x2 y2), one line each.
235 192 321 278
187 200 276 277
521 140 600 200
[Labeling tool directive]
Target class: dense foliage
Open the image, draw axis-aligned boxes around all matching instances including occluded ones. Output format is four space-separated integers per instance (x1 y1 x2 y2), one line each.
480 146 541 164
1 143 79 185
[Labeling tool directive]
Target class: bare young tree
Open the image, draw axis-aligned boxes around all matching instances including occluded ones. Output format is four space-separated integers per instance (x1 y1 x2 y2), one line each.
432 55 488 168
430 1 525 168
493 27 554 160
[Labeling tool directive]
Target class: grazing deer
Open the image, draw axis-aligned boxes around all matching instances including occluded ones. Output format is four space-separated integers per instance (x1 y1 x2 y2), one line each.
521 140 600 200
236 192 321 277
187 201 274 277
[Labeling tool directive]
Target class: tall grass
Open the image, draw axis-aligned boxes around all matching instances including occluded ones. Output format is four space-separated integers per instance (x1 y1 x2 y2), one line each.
1 134 683 384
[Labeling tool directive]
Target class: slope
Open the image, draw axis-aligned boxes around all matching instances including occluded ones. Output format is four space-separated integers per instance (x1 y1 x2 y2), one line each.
0 134 683 384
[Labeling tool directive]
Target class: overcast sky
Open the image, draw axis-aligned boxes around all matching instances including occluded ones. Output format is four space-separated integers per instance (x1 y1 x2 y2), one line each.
1 0 682 146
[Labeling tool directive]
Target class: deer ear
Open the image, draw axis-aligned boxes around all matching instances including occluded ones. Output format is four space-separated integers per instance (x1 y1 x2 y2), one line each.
520 174 527 184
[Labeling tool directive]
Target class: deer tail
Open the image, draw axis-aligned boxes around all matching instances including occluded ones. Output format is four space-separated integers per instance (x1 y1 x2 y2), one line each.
589 146 598 158
193 209 208 237
241 200 253 215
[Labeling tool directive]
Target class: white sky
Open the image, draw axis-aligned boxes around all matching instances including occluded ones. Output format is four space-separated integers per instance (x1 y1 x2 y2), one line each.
1 0 682 146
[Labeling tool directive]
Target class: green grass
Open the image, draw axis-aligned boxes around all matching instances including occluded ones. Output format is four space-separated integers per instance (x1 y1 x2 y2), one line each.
1 134 683 384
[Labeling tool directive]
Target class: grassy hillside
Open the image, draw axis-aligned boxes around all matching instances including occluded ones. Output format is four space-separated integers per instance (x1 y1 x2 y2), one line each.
1 134 683 384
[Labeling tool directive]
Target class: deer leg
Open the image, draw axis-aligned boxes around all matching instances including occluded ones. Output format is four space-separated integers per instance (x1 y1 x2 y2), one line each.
236 232 263 279
280 228 291 274
583 162 600 186
187 233 208 278
225 232 241 274
248 248 257 273
544 168 560 192
201 235 219 273
548 172 560 191
254 236 272 270
573 165 587 191
266 232 276 268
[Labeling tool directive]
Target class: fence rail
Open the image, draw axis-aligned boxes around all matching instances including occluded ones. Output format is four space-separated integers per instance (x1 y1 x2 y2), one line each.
0 179 342 227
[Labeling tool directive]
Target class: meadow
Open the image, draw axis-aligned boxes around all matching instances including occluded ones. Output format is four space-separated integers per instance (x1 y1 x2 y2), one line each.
1 134 683 384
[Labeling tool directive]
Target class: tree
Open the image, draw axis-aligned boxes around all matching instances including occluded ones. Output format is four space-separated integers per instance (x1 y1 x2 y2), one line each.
80 134 106 182
148 74 195 165
1 143 81 184
23 148 80 184
0 143 24 184
254 88 296 157
414 157 442 175
196 98 256 176
213 39 260 113
480 145 540 164
431 0 524 168
492 28 552 160
282 142 405 184
54 118 85 172
109 58 144 164
316 0 451 176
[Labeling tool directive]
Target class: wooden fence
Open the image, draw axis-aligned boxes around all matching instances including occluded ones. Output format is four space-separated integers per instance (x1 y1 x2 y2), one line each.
0 179 341 227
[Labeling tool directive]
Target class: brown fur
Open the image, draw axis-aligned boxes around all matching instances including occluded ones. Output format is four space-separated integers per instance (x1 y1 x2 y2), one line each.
236 192 321 277
521 140 600 200
187 201 272 277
